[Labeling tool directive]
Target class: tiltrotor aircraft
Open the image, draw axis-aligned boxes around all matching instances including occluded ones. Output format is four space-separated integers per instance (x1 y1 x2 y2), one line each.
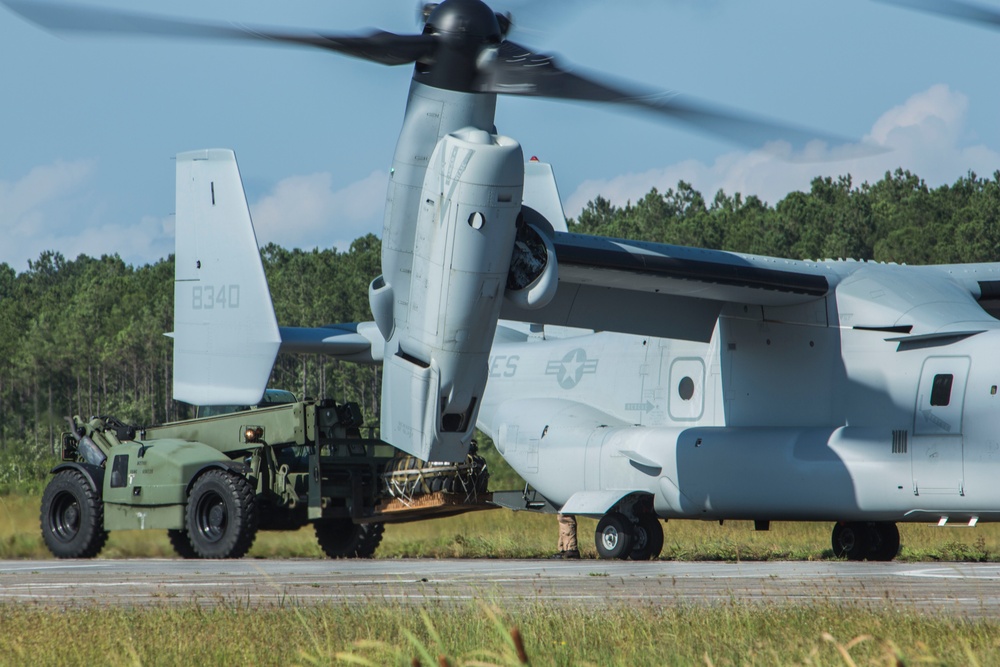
9 0 1000 561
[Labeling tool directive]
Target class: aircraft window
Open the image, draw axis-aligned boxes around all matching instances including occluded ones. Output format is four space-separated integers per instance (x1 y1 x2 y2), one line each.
678 376 695 401
930 374 954 407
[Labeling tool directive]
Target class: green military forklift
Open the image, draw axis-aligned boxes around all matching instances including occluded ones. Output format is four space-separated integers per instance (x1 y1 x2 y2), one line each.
40 397 490 559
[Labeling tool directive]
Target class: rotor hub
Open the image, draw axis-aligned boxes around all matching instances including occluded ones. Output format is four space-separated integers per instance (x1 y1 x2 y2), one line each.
415 0 505 91
424 0 502 46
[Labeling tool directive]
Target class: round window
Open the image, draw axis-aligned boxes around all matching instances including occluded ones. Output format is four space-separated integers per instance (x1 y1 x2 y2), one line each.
678 376 695 401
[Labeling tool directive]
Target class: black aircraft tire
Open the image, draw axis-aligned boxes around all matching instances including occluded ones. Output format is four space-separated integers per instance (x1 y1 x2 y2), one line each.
315 519 385 558
40 469 109 559
871 522 900 562
832 521 900 561
832 521 871 561
629 514 664 561
185 469 258 559
595 512 633 560
167 529 199 559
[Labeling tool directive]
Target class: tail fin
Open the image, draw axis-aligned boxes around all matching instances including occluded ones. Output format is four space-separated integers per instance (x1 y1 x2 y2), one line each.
523 159 568 233
172 149 280 406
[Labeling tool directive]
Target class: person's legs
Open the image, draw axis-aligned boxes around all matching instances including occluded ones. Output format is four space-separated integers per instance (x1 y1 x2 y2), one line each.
554 513 579 558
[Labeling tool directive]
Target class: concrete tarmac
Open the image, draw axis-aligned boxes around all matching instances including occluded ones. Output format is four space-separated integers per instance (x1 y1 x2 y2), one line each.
1 559 999 615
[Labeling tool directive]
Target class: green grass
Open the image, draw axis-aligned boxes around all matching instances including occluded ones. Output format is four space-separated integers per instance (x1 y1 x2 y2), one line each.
6 442 1000 666
8 485 1000 665
0 599 997 666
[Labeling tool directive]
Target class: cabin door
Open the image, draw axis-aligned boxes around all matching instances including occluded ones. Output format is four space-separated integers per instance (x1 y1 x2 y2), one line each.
911 356 969 496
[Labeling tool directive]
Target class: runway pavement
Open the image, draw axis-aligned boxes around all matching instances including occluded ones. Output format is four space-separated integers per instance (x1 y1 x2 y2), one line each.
1 559 998 615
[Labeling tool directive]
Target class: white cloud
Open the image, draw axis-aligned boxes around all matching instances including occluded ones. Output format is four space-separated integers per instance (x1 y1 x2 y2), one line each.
869 84 966 147
2 85 992 271
564 84 1000 216
19 214 175 267
250 170 387 252
0 159 105 268
0 159 96 247
0 159 178 269
0 159 95 223
0 161 388 270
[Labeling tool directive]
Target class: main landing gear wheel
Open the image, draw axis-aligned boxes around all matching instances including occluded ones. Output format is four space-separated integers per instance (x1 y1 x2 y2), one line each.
832 521 899 561
185 469 259 559
595 512 633 560
871 522 901 561
315 518 385 558
629 514 664 561
40 469 109 558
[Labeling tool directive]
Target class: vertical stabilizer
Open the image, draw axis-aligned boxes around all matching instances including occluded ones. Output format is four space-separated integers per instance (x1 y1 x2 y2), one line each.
523 159 568 233
172 149 280 406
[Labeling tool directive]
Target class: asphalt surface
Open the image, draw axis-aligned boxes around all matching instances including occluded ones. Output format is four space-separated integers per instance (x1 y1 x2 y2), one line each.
1 559 998 615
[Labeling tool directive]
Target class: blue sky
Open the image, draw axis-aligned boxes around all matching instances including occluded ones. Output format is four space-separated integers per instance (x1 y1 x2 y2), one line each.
3 0 1000 270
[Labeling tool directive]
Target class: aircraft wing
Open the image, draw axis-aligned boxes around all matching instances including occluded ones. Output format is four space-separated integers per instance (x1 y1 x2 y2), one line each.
500 232 832 342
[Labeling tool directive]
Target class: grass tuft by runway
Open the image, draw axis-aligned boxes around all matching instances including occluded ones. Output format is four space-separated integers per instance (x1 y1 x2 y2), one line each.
0 599 998 666
7 490 1000 665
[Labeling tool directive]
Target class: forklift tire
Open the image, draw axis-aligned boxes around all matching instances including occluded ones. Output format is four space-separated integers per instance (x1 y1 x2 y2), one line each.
40 469 109 559
185 469 258 559
167 529 199 559
315 518 385 558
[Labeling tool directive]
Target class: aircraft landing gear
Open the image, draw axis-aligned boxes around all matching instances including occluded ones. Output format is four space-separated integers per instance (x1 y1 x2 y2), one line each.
595 512 633 559
594 510 665 560
629 514 664 561
831 521 899 561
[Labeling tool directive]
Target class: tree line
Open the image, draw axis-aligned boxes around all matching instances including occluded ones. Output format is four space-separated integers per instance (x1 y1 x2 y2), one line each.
1 167 999 460
573 168 1000 265
0 236 382 458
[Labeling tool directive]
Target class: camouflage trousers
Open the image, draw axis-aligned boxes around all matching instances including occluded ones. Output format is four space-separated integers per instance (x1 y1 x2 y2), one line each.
557 513 578 552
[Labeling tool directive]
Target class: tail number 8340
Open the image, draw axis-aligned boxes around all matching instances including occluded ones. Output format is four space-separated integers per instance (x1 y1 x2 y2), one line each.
191 284 240 310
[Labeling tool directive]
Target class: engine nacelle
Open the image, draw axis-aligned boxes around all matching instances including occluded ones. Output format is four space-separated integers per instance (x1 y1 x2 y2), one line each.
380 127 524 462
504 220 559 310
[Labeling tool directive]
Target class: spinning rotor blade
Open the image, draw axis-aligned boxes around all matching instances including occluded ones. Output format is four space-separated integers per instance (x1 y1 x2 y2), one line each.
478 41 855 151
3 0 863 152
878 0 1000 29
3 0 437 66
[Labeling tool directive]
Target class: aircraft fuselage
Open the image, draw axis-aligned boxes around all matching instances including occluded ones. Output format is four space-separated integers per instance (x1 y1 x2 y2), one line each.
481 298 1000 528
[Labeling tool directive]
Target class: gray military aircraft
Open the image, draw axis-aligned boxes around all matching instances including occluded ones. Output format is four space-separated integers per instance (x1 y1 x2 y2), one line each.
9 0 1000 561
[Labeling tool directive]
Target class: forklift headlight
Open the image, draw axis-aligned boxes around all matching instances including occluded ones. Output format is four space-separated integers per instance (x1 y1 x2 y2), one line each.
244 426 264 443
